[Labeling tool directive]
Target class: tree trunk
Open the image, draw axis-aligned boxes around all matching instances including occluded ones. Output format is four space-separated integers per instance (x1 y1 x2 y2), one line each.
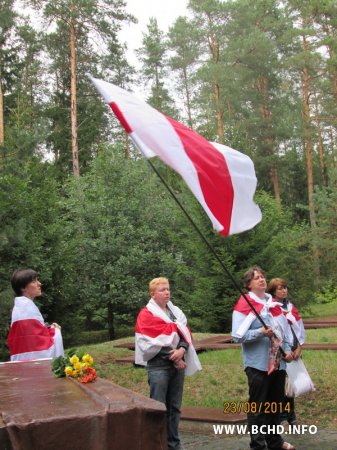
301 33 316 228
326 37 337 104
214 80 224 143
256 77 281 203
183 66 193 130
0 78 3 147
207 23 224 143
313 92 327 186
70 13 80 177
107 301 115 340
330 128 336 169
301 28 320 282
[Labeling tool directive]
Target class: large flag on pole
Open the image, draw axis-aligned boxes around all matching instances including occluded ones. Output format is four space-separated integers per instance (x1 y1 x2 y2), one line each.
89 75 262 236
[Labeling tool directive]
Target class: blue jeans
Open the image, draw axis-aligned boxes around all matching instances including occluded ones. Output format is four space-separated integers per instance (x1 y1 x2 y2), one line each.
148 366 185 450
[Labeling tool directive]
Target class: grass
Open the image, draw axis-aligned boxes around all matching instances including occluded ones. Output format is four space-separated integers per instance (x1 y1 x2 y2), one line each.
72 304 337 430
74 330 337 430
305 327 337 344
301 301 337 320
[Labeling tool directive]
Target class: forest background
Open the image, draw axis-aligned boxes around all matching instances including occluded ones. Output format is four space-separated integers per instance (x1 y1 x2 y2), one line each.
0 0 336 361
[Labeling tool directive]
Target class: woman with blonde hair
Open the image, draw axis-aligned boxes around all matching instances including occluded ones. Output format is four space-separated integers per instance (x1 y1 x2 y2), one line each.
135 277 201 450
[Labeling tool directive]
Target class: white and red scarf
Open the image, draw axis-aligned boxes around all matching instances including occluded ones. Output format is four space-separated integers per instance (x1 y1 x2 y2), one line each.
281 301 305 345
135 299 201 376
7 296 64 362
232 292 291 374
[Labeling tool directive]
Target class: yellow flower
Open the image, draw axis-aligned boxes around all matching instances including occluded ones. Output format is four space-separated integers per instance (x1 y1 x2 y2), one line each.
72 370 79 378
65 366 73 376
82 354 94 365
69 355 79 365
74 362 83 371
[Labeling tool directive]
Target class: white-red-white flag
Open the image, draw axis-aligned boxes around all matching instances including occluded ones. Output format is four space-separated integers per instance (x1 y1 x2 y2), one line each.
7 296 64 362
90 76 262 236
135 298 201 376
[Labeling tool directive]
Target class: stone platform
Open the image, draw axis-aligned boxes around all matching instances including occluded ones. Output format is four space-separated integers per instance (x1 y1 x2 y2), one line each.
0 360 166 450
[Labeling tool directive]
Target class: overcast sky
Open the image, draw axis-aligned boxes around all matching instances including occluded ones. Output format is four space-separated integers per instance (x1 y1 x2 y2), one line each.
119 0 189 66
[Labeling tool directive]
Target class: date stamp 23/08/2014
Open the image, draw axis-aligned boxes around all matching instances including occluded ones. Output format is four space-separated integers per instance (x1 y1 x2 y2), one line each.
223 401 291 414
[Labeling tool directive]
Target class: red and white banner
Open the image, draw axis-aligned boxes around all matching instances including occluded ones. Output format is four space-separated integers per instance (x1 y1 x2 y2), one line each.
7 296 64 362
90 76 262 236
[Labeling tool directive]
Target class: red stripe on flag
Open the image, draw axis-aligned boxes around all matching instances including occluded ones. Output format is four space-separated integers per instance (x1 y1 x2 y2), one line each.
165 116 234 236
109 102 133 133
8 319 54 355
234 296 283 317
136 308 180 338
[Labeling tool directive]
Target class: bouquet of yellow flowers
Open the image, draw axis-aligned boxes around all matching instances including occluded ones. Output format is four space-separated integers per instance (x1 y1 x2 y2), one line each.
52 350 98 383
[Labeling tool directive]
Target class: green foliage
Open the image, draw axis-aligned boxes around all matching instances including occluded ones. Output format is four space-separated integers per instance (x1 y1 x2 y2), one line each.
51 355 67 378
52 146 180 341
1 0 337 358
314 281 337 304
137 17 179 118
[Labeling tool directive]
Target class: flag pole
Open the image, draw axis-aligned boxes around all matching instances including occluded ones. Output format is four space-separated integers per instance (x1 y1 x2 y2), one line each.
143 154 269 330
145 156 286 355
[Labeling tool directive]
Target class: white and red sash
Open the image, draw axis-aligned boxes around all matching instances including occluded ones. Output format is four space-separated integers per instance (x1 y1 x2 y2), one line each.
232 292 291 374
281 302 305 345
232 292 286 339
7 296 64 362
135 299 201 376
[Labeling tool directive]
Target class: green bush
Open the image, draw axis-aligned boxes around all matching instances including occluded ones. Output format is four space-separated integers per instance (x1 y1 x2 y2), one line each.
72 326 135 346
73 330 110 346
314 281 337 304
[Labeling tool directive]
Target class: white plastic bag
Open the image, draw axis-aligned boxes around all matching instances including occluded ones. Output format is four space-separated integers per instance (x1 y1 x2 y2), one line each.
286 358 315 397
285 375 295 398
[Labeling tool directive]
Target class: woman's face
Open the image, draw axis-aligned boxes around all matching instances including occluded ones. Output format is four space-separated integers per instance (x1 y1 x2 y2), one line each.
22 278 42 300
274 285 288 300
248 271 267 294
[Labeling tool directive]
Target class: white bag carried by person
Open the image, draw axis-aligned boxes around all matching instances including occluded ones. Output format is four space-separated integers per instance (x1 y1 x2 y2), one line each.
286 358 315 397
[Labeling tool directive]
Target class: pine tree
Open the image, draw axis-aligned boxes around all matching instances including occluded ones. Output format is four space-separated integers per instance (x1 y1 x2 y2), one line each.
137 17 179 118
28 0 133 176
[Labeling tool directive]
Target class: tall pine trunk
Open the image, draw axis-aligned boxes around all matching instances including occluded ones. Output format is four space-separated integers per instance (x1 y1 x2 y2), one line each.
257 76 281 203
207 26 224 143
301 28 320 282
183 66 193 130
70 13 80 177
313 93 327 186
0 77 3 146
301 34 316 228
107 301 115 340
